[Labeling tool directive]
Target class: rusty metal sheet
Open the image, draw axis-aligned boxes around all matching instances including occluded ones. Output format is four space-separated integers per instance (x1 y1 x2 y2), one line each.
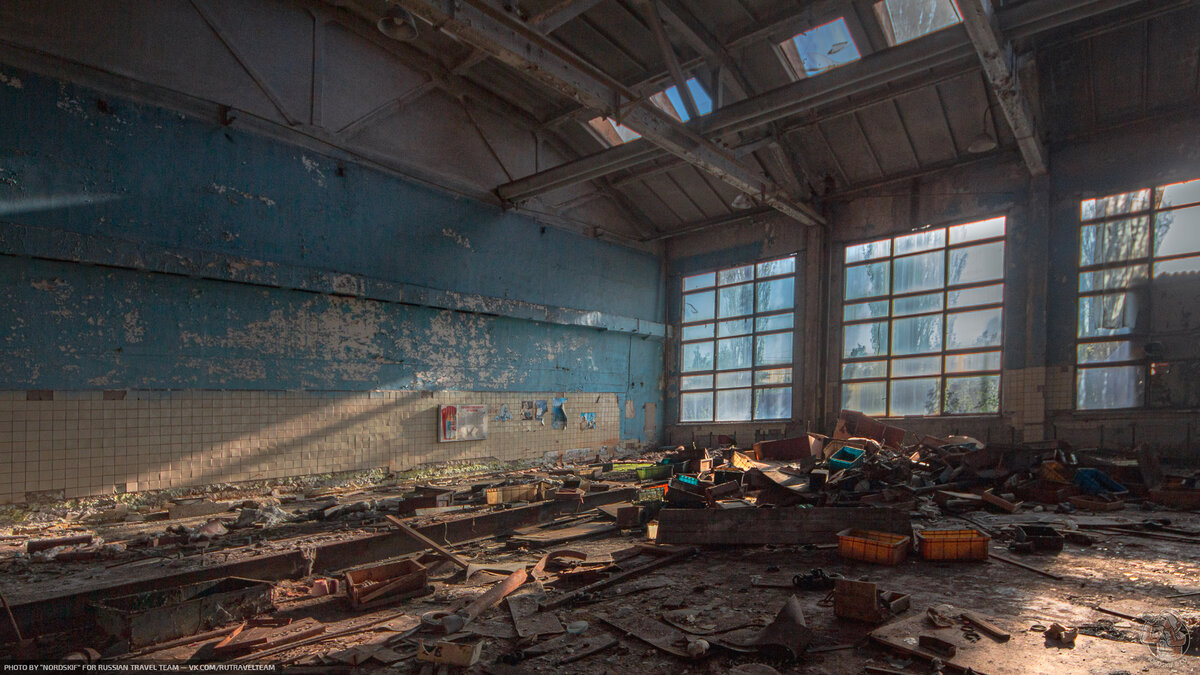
661 606 753 636
507 594 564 638
600 609 698 658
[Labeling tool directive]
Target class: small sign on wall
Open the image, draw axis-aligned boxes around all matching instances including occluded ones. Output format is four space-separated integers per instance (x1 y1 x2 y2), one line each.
438 405 488 442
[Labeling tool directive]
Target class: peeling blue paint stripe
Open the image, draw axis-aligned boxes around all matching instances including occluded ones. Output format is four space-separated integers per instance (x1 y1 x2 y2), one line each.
0 220 667 339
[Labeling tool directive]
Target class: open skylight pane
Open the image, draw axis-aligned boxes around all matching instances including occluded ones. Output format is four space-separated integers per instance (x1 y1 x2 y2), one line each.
586 116 641 147
875 0 962 46
651 78 713 123
778 17 861 79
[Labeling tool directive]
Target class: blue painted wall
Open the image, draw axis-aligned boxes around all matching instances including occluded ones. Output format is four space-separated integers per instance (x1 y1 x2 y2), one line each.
0 66 664 441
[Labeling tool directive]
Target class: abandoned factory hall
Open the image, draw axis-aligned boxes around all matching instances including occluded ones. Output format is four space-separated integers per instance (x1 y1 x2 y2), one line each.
2 0 1200 672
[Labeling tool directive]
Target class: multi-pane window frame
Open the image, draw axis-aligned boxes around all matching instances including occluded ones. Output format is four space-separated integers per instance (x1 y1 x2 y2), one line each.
1075 178 1200 410
840 216 1007 418
678 255 798 424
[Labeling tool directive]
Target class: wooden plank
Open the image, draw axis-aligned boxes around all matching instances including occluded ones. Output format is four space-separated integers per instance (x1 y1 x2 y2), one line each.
509 522 617 547
383 515 471 570
655 507 910 546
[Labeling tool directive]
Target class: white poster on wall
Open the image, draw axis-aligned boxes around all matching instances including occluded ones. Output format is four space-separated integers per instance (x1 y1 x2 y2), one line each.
438 404 488 442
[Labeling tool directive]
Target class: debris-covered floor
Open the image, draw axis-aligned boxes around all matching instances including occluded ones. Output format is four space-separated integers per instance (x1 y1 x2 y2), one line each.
1 412 1199 673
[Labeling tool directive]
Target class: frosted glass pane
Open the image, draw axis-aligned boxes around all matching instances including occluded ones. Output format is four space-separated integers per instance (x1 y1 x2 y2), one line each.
1154 205 1200 257
945 351 1001 373
1080 218 1148 266
755 332 793 366
716 370 752 389
683 272 715 291
844 301 889 321
845 262 890 300
948 283 1003 308
1082 189 1150 220
681 323 713 340
715 389 752 421
891 356 940 377
1077 341 1135 364
757 256 796 277
683 291 715 322
681 392 713 422
681 341 714 372
890 377 940 416
719 283 753 317
1079 265 1147 292
719 265 753 285
946 308 1002 349
755 387 792 420
757 278 795 312
1077 365 1144 409
949 242 1004 285
894 228 945 255
718 318 753 337
846 238 891 263
1157 178 1200 209
844 322 889 358
948 217 1006 244
893 292 943 316
717 336 752 370
843 381 887 417
892 315 942 355
680 375 712 391
877 0 962 45
756 368 793 385
757 313 795 332
894 250 944 294
842 360 887 380
1078 294 1134 338
944 375 1000 414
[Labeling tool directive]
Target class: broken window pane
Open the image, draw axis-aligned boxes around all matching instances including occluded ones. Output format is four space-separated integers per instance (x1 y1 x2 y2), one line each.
756 368 793 385
755 332 793 366
681 323 714 341
1077 365 1145 409
843 360 887 380
757 278 794 313
845 262 890 300
1153 205 1200 258
891 356 941 377
754 387 792 420
716 370 752 389
682 341 714 372
945 350 1001 373
843 381 887 417
890 377 941 416
944 375 1000 414
680 374 712 391
683 290 715 322
844 321 889 358
1080 218 1150 266
779 17 862 79
718 318 753 337
845 238 891 263
947 283 1003 308
948 216 1006 244
949 242 1004 285
587 116 641 146
717 336 752 370
894 228 945 255
894 250 945 294
718 283 753 318
891 314 943 355
681 391 713 422
893 291 943 317
844 300 889 322
1079 265 1147 292
757 257 796 277
1078 341 1136 365
653 77 712 123
1082 188 1151 221
756 313 794 332
946 307 1002 350
715 388 752 421
875 0 962 46
1157 178 1200 209
719 265 754 285
1078 293 1135 338
683 272 715 291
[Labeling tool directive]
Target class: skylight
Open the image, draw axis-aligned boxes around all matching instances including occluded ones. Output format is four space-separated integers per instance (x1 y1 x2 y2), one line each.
778 17 862 79
874 0 962 46
650 78 713 123
587 116 641 146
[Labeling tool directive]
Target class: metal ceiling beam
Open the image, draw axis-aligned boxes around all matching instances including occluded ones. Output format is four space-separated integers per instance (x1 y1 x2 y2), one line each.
959 0 1048 175
640 0 699 119
531 0 606 33
640 206 776 242
396 0 823 226
496 0 1145 200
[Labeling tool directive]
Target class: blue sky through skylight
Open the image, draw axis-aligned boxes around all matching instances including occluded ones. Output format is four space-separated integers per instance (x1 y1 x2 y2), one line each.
663 78 713 122
786 17 861 77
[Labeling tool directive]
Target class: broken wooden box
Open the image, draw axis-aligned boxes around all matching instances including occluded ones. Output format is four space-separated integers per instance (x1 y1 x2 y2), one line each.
93 577 274 649
344 558 428 609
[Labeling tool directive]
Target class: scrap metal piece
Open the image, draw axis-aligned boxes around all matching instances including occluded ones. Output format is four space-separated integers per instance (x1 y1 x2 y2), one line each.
461 567 528 624
383 515 471 570
738 595 812 659
600 608 696 658
416 639 483 667
507 594 564 638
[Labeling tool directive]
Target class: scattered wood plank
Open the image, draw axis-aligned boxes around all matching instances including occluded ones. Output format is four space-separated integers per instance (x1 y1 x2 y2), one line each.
655 507 910 545
557 636 618 665
508 522 617 547
26 534 92 554
383 515 470 570
988 553 1062 580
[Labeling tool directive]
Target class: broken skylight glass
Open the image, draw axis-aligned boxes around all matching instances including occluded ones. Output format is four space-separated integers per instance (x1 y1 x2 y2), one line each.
778 17 862 79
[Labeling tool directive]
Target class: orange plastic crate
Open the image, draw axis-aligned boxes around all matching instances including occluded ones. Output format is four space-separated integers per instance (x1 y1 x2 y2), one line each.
916 529 991 561
836 529 911 565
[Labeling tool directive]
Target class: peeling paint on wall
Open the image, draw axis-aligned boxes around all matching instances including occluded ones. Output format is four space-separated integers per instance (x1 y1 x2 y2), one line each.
0 72 20 89
301 155 327 188
210 183 276 207
441 228 472 249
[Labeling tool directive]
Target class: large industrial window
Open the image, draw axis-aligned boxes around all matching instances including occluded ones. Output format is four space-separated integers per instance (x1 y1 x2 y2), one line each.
1076 178 1200 409
679 256 796 422
841 217 1006 417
